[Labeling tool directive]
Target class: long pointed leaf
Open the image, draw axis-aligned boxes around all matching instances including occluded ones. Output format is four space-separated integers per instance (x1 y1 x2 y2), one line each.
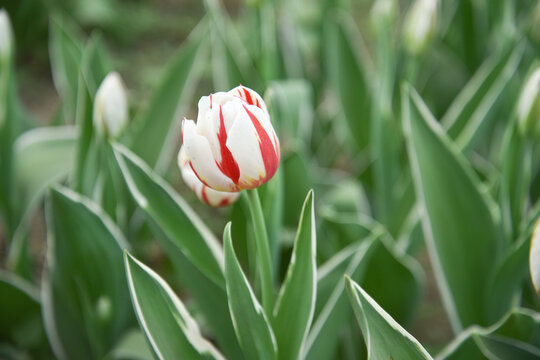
124 252 224 360
273 190 316 360
345 277 433 360
403 85 502 330
224 223 278 360
42 187 132 360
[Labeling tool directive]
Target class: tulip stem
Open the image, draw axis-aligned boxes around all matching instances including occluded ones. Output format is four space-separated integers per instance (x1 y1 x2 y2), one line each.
246 188 274 316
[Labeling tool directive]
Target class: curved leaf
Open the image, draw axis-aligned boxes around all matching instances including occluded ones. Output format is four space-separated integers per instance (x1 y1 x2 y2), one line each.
124 252 224 360
42 187 132 360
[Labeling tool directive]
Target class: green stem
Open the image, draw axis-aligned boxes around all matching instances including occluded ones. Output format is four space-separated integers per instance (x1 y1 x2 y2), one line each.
246 188 274 316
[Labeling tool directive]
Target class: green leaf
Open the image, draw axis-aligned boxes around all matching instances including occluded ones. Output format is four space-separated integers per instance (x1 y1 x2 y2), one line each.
14 126 77 221
49 16 84 121
442 42 524 150
0 271 52 358
273 190 316 360
124 23 208 172
205 0 260 90
266 80 314 146
345 277 433 360
439 309 540 359
403 85 502 330
305 238 378 360
323 10 371 150
224 223 278 360
108 329 154 360
499 122 532 242
362 237 424 326
282 151 313 227
72 72 96 195
485 235 530 324
81 32 111 95
42 187 132 360
114 145 243 359
114 144 223 285
124 252 224 360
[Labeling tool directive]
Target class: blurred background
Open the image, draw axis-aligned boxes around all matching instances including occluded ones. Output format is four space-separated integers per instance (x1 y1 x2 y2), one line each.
2 0 540 357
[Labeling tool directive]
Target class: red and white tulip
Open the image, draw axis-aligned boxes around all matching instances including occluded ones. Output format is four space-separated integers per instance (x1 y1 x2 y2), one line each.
182 85 280 192
178 146 239 207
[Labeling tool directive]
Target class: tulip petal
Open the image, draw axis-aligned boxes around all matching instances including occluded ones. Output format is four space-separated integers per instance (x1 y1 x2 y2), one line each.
242 105 279 181
226 109 266 187
178 146 239 207
530 219 540 295
230 85 268 114
182 119 238 191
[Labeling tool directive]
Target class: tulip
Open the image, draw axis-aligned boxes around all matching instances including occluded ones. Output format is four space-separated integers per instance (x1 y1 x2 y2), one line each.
0 9 13 60
517 67 540 138
403 0 438 56
182 85 280 192
93 72 128 139
178 146 239 207
530 218 540 296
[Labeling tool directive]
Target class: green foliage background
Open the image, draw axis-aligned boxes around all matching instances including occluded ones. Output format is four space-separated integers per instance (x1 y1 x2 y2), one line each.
2 0 540 359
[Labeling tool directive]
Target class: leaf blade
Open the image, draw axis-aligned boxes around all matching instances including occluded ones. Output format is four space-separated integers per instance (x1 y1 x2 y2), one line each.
273 190 316 360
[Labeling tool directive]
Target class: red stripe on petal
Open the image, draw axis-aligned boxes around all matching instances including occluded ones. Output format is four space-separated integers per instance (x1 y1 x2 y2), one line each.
189 161 211 187
243 87 254 106
210 94 213 109
242 105 279 181
216 106 240 184
201 186 210 205
218 197 231 207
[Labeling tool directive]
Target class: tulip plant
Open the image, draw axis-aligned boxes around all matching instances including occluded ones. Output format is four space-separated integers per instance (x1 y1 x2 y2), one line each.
3 0 540 359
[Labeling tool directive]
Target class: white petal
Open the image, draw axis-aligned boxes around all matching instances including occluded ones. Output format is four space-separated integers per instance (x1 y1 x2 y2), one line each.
94 72 128 138
530 219 540 295
183 120 237 191
178 146 239 207
244 103 279 152
203 187 240 207
226 108 267 184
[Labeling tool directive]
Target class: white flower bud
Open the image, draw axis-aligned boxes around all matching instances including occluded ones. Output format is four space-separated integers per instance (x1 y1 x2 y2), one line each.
0 9 13 60
370 0 397 30
93 72 128 139
530 218 540 296
517 67 540 138
403 0 438 56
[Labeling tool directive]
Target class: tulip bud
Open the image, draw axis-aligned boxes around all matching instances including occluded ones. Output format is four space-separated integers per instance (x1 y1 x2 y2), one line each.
0 9 13 60
178 146 239 207
370 0 397 31
403 0 438 56
530 217 540 296
182 85 280 192
517 67 540 138
93 72 128 139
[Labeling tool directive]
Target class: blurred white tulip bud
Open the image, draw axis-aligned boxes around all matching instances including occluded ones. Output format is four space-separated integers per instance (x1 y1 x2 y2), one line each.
178 146 240 207
0 9 13 60
517 67 540 138
403 0 438 56
93 72 128 139
530 218 540 296
370 0 397 30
